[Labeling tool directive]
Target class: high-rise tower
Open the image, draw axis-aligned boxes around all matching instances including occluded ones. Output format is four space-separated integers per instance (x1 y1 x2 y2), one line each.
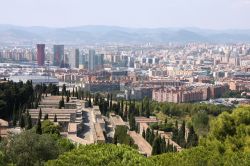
53 45 64 66
37 44 45 66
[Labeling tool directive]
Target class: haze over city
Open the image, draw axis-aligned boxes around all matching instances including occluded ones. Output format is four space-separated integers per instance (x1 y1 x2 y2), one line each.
1 0 250 29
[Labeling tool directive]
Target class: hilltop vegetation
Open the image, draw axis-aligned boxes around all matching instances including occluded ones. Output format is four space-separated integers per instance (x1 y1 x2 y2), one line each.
46 106 250 166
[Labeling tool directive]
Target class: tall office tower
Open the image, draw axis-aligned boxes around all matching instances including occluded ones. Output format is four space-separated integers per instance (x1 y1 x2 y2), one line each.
53 45 64 66
96 54 104 69
37 44 45 66
79 54 87 69
69 49 80 68
88 49 95 71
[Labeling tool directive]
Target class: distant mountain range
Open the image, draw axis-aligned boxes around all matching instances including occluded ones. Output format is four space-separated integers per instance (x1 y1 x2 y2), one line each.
0 24 250 44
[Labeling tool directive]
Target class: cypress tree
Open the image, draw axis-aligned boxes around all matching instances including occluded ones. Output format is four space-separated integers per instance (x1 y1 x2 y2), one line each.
149 129 155 145
36 118 42 134
88 94 92 107
110 94 113 111
186 125 198 148
54 114 57 122
124 102 128 121
121 99 124 115
38 108 42 120
172 120 178 142
19 114 25 129
140 101 144 116
152 136 161 155
142 129 146 138
145 128 151 142
166 139 170 152
146 98 150 118
178 121 186 148
129 113 136 131
66 95 70 103
25 112 32 130
13 110 17 127
44 113 49 120
161 137 167 153
81 90 84 100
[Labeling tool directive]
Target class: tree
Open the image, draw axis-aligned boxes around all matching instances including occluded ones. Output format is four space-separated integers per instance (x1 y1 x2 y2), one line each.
36 118 42 134
192 110 209 136
113 126 137 149
124 102 128 121
25 113 32 130
66 95 69 103
145 128 151 142
41 120 60 136
59 97 65 109
160 137 167 153
149 129 155 145
177 121 186 148
62 84 66 96
142 129 146 139
3 130 59 166
152 136 162 155
19 114 25 128
146 98 150 118
186 125 198 148
44 113 49 120
54 114 57 122
129 113 136 131
172 120 178 142
38 108 42 120
88 94 92 107
46 144 147 166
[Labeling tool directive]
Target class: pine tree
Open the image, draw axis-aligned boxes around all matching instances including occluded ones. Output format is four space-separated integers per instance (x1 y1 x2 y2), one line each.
54 114 57 122
36 118 42 134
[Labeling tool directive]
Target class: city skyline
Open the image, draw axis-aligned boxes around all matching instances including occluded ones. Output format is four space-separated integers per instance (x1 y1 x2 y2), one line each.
0 0 250 29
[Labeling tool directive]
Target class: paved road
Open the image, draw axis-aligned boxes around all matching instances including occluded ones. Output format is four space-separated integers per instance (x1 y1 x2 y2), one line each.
129 131 152 157
80 108 95 143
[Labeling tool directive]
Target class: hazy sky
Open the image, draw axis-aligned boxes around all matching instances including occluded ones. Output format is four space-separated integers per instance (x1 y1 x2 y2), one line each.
1 0 250 29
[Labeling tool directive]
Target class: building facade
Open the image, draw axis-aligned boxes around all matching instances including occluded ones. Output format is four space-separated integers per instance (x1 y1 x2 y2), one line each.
37 44 45 66
53 45 64 66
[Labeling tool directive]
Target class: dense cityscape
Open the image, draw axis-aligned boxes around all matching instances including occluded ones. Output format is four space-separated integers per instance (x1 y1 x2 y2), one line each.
0 0 250 166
